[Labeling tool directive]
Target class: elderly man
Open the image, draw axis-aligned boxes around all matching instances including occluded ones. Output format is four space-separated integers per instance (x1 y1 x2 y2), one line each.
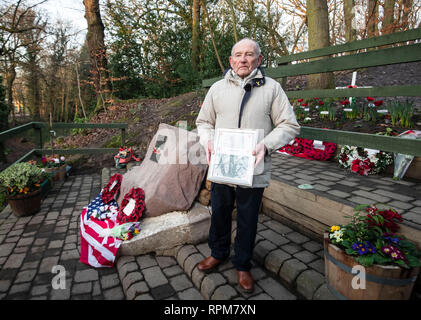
195 38 300 292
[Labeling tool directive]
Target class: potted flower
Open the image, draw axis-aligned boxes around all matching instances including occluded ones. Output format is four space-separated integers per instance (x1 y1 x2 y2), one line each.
0 162 46 217
28 160 53 197
40 154 66 181
325 203 421 300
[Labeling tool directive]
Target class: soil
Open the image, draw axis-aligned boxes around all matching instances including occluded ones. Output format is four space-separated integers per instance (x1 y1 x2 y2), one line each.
2 61 420 174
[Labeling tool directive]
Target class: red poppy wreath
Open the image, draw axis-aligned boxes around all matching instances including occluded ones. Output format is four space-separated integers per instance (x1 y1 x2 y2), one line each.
101 173 123 204
279 137 336 161
117 187 146 224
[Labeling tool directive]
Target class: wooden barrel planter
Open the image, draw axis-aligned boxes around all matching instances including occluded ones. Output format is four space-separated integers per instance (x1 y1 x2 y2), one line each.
44 164 66 182
323 233 419 300
7 188 41 217
56 164 66 181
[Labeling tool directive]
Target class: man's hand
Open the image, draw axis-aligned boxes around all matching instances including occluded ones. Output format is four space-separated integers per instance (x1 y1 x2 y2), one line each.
252 142 266 168
206 140 214 165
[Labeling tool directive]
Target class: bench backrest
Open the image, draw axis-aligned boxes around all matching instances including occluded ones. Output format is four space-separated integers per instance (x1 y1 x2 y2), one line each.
202 28 421 99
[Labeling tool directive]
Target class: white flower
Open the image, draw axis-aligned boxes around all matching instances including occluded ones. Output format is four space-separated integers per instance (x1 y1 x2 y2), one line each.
368 154 378 163
60 156 65 162
53 158 60 164
330 230 344 243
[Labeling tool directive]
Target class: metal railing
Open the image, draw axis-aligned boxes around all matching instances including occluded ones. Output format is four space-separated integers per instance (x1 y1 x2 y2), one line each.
0 122 128 168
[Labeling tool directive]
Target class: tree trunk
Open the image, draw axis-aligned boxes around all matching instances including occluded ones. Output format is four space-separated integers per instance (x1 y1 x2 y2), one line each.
201 0 225 73
367 0 379 38
266 0 273 67
192 0 201 71
226 0 238 42
382 0 396 34
0 74 7 163
249 0 256 39
400 0 412 31
5 66 16 127
28 65 41 120
83 0 112 112
306 0 334 89
344 0 356 43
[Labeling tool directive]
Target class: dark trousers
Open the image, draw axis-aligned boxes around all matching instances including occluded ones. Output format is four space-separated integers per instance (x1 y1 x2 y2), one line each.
209 182 265 271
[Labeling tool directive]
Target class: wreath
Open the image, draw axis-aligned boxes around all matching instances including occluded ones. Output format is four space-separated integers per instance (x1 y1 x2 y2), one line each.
117 187 146 224
278 137 337 161
101 173 123 204
337 145 393 176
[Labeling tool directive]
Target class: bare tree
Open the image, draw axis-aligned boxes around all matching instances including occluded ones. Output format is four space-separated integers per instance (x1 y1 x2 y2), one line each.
0 0 47 127
192 0 201 71
83 0 112 113
0 0 47 56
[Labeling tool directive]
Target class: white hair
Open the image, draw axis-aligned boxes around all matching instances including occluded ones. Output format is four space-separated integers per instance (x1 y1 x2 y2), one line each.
231 38 261 56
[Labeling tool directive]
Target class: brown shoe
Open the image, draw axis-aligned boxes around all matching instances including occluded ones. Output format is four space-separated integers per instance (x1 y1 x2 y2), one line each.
237 271 254 293
197 256 224 273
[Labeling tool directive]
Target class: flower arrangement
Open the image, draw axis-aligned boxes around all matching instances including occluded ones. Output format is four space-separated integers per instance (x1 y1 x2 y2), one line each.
329 204 421 269
109 222 141 241
337 145 393 175
0 162 46 196
101 173 123 203
40 154 66 168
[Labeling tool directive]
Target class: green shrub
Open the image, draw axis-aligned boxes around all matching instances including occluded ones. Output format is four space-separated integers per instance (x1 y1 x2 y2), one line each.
0 162 44 196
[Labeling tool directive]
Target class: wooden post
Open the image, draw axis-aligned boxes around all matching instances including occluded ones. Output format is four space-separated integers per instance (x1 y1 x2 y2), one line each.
121 128 126 147
35 126 43 149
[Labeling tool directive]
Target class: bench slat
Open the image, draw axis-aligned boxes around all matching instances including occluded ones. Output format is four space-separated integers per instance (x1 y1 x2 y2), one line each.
285 85 421 99
277 28 421 64
299 127 421 156
265 44 421 78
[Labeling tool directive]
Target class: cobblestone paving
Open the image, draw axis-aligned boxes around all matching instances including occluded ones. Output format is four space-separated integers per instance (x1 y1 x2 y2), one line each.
0 173 302 300
1 153 420 300
271 153 421 230
0 174 125 300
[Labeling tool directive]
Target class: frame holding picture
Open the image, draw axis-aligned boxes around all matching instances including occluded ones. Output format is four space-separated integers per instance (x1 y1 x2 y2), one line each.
207 128 259 187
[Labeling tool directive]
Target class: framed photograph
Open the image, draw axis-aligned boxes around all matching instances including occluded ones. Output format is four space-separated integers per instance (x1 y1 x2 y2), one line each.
207 128 259 187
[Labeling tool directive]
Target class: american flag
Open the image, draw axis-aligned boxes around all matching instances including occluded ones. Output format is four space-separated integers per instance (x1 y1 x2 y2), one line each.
86 192 119 220
80 208 122 268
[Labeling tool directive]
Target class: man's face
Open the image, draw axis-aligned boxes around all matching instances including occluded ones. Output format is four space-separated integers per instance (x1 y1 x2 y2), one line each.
229 41 262 78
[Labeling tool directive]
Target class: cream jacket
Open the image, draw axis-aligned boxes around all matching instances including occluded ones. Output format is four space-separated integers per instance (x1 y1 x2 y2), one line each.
196 68 300 188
